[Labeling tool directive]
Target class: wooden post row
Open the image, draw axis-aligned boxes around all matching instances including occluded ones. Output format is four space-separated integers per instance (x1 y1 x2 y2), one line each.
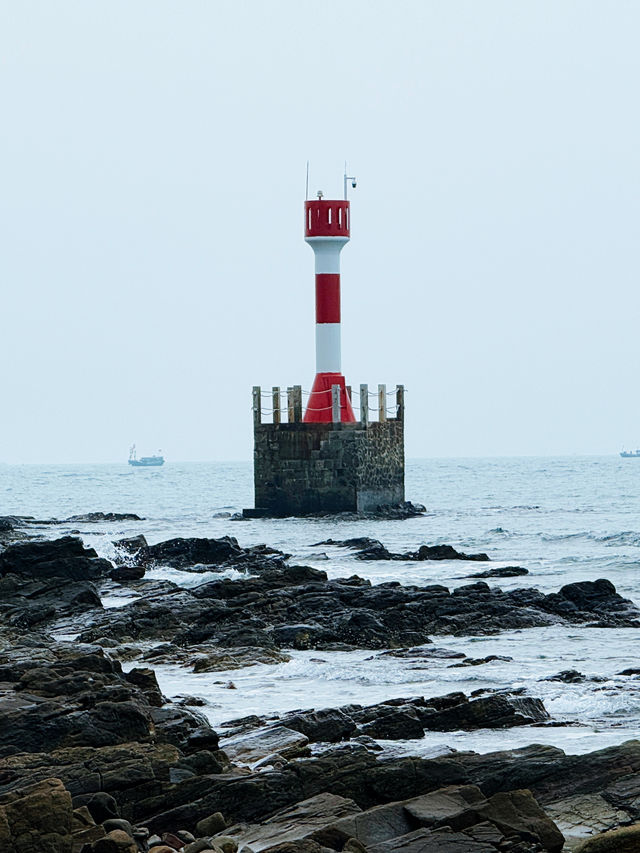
252 386 261 427
360 383 369 425
378 384 386 422
331 384 341 423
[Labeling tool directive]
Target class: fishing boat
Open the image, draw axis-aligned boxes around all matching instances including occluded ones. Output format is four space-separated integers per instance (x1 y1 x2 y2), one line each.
620 450 640 458
128 444 164 467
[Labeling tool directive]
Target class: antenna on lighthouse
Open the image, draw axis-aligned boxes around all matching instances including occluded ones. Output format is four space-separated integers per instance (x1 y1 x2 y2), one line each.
343 164 357 200
305 161 309 200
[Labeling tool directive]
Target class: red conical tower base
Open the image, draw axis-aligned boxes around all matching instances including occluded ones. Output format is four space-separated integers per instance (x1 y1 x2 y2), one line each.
303 373 356 423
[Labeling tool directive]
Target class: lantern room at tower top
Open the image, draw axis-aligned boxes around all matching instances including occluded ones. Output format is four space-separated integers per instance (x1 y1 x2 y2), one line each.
304 198 350 238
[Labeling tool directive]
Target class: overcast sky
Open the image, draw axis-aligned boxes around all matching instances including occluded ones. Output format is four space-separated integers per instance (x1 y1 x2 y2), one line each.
1 1 638 463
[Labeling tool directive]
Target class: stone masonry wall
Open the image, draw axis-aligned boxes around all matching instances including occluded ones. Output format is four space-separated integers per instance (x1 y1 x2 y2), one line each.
250 419 404 516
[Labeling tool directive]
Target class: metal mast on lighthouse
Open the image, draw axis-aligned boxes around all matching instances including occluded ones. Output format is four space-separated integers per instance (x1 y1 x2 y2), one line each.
303 171 357 423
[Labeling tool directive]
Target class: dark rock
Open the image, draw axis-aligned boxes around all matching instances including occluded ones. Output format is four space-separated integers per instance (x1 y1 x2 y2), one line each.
150 706 220 754
421 695 550 731
468 566 529 579
0 536 113 581
450 655 513 668
113 535 148 554
278 708 358 743
414 544 489 562
541 579 640 626
72 791 120 824
377 647 466 660
64 512 144 522
357 705 426 740
543 670 587 684
110 564 146 583
137 536 287 571
318 538 489 562
124 667 164 706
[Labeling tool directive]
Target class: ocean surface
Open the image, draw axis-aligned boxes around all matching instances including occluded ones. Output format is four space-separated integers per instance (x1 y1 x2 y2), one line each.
3 455 640 757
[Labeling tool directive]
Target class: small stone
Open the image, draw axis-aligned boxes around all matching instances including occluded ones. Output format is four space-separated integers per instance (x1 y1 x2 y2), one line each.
184 840 218 853
195 811 227 836
212 837 238 853
161 832 186 849
102 818 134 837
92 829 138 852
176 829 196 843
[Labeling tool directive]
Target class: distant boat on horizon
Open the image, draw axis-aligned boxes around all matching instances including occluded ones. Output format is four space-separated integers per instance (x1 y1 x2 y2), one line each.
129 444 164 467
620 449 640 458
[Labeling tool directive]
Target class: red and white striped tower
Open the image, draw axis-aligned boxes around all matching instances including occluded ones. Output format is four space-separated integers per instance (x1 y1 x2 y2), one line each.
303 190 356 423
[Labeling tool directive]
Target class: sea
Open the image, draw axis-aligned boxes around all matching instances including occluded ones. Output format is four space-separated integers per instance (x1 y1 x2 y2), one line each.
3 455 640 759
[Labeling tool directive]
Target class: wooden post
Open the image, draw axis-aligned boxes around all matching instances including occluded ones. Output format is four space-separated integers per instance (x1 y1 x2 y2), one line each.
360 383 369 426
272 386 280 424
252 386 261 427
293 385 302 423
396 384 405 421
331 384 341 423
287 387 294 423
378 384 386 422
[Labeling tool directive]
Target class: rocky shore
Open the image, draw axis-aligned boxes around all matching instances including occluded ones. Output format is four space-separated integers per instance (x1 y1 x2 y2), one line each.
1 517 640 852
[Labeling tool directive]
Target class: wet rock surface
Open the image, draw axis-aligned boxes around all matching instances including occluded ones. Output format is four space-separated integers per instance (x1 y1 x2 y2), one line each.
1 531 640 851
3 532 618 653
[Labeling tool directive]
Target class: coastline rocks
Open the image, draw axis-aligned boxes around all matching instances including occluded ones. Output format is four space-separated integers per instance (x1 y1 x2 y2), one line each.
3 729 639 847
72 564 640 653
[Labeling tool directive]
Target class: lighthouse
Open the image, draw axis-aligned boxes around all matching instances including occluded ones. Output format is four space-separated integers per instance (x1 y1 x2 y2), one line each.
245 171 406 518
303 191 355 423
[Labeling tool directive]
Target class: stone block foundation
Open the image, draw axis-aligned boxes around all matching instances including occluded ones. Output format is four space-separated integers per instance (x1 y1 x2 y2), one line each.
245 418 405 517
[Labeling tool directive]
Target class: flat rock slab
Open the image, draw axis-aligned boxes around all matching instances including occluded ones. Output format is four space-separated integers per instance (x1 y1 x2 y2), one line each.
366 828 496 852
327 800 414 847
402 785 486 830
220 725 310 764
546 792 631 841
225 792 361 852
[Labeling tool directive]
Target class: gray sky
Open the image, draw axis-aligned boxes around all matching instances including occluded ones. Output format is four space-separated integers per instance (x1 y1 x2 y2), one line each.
1 1 639 463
